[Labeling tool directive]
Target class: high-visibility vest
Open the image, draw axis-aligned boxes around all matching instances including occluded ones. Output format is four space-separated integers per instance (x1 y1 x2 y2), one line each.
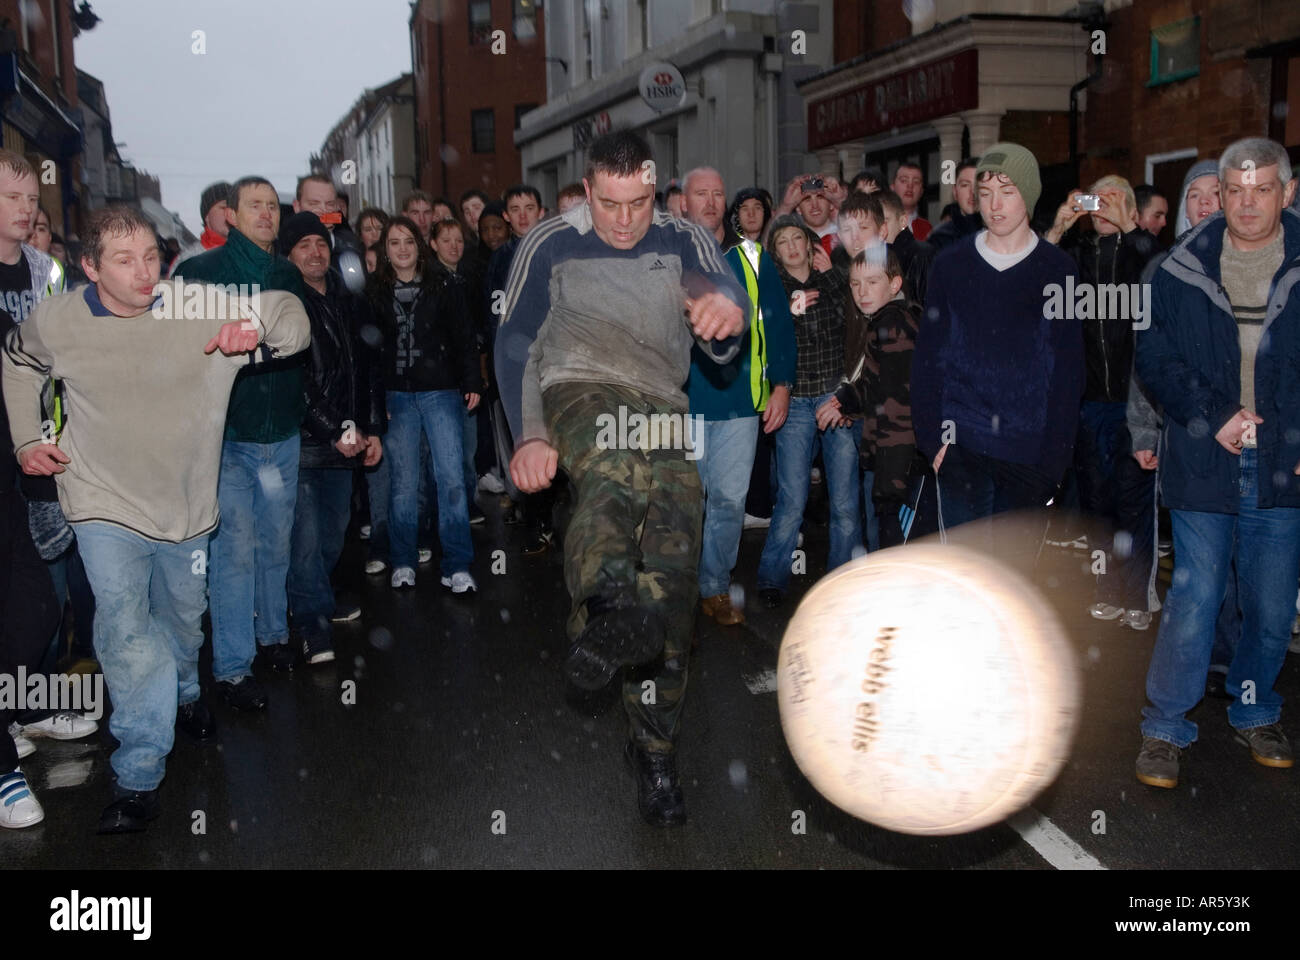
736 243 770 412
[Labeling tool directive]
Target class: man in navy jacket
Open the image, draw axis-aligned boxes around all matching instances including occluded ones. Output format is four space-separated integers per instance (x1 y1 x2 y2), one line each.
1134 137 1300 788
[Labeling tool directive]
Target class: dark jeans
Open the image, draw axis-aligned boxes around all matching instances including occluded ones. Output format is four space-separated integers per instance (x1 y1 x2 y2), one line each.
745 424 777 519
936 444 1056 576
1 489 61 770
288 467 355 642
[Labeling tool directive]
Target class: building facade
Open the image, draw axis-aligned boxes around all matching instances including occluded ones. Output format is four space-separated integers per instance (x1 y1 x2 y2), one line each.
410 0 547 204
800 0 1300 240
357 75 415 214
517 0 833 207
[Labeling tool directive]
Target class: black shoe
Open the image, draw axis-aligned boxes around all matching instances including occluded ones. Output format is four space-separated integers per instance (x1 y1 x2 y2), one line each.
1206 670 1231 701
176 699 216 742
97 789 161 835
258 642 297 672
624 742 686 827
469 504 486 525
330 602 362 623
302 632 336 666
563 597 666 691
216 676 268 711
760 588 783 609
522 529 553 556
504 506 523 525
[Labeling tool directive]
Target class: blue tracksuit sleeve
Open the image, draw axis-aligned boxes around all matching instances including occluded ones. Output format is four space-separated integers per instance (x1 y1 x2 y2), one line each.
494 232 553 446
759 251 796 385
1136 268 1241 436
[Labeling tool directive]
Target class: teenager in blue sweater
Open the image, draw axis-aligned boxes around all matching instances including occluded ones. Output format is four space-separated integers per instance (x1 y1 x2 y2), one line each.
912 143 1084 571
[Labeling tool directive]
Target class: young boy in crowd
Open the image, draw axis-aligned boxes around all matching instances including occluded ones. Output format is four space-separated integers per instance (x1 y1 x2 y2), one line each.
817 247 923 548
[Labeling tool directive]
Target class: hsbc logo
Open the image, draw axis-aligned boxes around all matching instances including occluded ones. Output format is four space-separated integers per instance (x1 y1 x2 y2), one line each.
639 62 687 114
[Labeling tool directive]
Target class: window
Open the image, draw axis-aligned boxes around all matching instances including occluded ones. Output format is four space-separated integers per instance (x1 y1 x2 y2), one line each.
472 108 495 153
1149 17 1200 87
469 0 492 45
514 103 537 129
513 0 537 40
581 0 593 81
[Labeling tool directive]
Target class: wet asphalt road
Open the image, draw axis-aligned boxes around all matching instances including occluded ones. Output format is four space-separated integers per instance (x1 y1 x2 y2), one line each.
5 488 1299 870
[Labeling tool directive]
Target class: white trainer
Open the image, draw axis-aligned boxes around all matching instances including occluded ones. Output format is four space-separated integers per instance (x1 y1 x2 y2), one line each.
418 548 433 565
391 566 416 588
7 725 34 760
478 471 505 494
441 571 478 594
1122 609 1152 631
365 559 387 575
359 524 372 540
0 769 43 828
1089 602 1125 621
743 513 771 530
21 712 98 741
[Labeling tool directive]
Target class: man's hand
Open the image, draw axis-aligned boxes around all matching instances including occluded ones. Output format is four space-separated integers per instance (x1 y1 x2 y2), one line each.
334 433 365 458
823 176 848 209
362 435 382 467
204 321 260 356
510 439 558 493
1215 408 1263 455
685 292 744 341
777 175 808 216
763 384 790 433
1134 449 1159 470
815 396 843 431
932 442 949 473
1045 191 1085 245
19 443 69 476
465 392 481 412
811 246 832 274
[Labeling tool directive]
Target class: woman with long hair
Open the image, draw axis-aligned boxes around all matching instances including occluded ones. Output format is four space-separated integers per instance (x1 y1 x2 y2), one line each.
367 216 481 592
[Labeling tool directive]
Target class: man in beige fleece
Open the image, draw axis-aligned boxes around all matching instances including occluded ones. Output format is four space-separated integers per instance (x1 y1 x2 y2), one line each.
2 206 310 834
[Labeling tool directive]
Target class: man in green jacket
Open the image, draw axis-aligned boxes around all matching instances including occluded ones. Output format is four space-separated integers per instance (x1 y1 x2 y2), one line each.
173 176 309 711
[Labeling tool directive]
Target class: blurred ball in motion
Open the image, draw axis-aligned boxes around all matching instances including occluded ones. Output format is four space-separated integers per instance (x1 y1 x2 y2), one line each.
777 542 1080 835
337 249 365 294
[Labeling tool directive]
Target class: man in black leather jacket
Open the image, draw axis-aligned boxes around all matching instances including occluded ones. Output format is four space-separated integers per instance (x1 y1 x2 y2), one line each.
281 212 385 665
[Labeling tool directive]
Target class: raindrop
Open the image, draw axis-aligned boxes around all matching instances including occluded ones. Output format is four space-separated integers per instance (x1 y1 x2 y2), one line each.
728 583 746 611
298 768 309 780
1087 645 1101 663
1114 530 1133 559
368 627 394 651
500 608 511 623
440 144 460 166
229 819 239 833
198 850 211 864
257 464 284 493
550 750 562 761
728 759 748 790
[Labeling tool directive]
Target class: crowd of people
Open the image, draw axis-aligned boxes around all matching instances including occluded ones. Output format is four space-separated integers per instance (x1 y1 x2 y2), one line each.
3 127 1300 835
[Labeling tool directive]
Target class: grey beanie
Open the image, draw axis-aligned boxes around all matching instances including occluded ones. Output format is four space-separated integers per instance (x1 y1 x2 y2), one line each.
1175 159 1220 235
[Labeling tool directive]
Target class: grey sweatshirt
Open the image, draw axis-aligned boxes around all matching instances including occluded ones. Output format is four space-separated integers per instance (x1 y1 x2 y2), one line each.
3 280 310 542
494 205 746 445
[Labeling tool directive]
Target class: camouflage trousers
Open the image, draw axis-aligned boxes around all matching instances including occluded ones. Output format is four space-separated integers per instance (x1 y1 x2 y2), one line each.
543 380 703 753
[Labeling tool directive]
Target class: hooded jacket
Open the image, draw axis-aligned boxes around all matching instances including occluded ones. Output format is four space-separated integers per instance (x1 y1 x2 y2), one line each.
1135 208 1300 512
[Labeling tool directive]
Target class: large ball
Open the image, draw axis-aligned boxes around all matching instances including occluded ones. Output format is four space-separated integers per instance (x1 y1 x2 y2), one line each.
777 542 1081 835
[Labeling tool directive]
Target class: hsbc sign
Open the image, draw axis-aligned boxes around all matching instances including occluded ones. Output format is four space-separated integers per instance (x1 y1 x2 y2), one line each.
638 62 687 113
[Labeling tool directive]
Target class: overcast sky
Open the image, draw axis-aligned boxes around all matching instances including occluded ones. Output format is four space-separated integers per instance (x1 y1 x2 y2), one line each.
75 0 414 236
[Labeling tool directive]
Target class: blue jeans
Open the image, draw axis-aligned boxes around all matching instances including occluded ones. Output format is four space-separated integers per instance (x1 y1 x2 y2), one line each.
463 406 479 509
76 522 208 793
288 467 355 642
696 416 759 597
758 394 861 593
861 467 880 552
209 435 300 683
1141 449 1300 746
387 390 473 576
365 452 391 564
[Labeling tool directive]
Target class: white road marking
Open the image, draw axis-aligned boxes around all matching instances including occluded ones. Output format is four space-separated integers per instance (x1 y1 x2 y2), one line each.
1009 807 1106 870
743 668 778 694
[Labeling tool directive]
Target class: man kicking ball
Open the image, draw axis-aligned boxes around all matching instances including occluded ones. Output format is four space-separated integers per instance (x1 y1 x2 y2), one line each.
496 130 746 826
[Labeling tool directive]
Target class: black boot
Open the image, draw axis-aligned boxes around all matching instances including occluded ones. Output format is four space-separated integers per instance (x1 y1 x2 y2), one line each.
97 788 161 835
176 699 216 742
624 742 686 827
563 597 665 691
